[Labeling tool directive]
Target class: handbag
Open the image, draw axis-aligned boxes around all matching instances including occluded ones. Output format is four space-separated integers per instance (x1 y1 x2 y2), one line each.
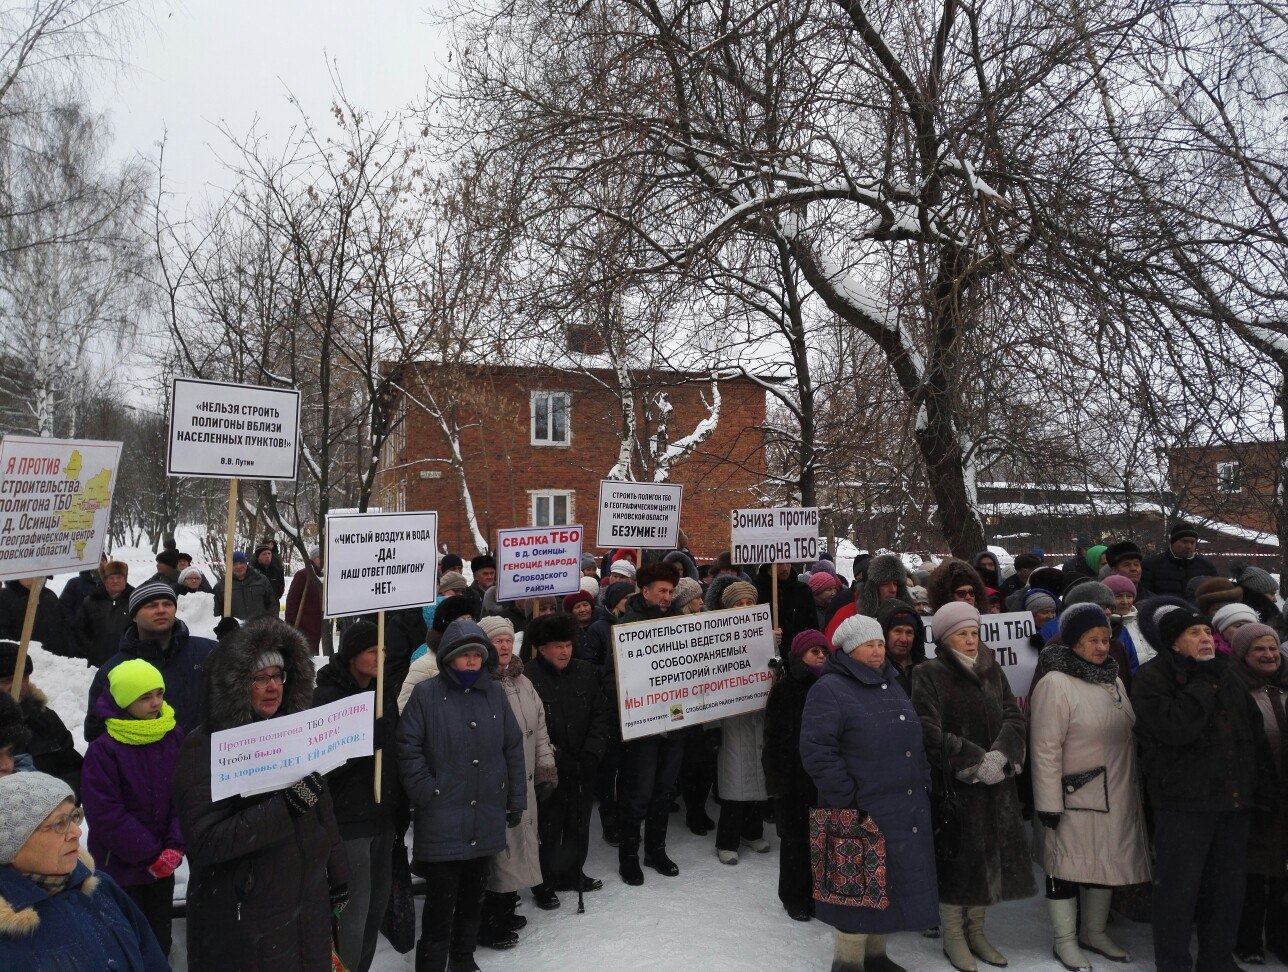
809 807 889 909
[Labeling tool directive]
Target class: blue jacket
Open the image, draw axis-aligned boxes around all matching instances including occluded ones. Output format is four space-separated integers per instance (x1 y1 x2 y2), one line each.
398 620 527 863
800 649 939 934
0 855 168 971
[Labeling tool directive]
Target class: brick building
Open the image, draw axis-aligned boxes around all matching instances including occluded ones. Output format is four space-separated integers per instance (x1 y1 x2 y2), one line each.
1166 441 1281 535
375 363 768 559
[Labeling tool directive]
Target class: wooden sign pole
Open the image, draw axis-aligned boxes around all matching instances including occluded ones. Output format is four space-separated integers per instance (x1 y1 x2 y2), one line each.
10 577 44 701
771 568 779 629
374 609 385 804
223 478 238 619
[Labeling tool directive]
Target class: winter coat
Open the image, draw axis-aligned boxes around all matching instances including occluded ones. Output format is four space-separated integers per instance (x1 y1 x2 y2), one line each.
1028 644 1151 886
17 684 83 795
74 581 135 668
398 650 439 714
1232 655 1288 876
1131 647 1276 814
911 645 1036 906
525 654 611 773
311 659 400 838
489 656 556 892
383 605 428 694
778 583 822 657
81 691 185 888
762 656 820 813
755 565 810 647
174 619 349 972
0 853 169 971
211 569 278 621
58 569 99 619
85 620 216 742
583 615 614 669
800 650 939 934
250 551 286 599
717 710 768 801
397 621 527 863
283 564 323 652
0 581 80 659
1139 548 1217 600
925 559 988 614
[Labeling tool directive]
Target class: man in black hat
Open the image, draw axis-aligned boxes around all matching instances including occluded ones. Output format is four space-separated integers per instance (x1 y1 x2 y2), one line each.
1140 522 1217 600
1104 540 1155 601
142 548 183 590
439 553 463 578
469 555 497 601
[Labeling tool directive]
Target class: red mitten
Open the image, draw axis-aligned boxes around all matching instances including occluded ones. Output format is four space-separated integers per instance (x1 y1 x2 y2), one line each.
148 848 183 880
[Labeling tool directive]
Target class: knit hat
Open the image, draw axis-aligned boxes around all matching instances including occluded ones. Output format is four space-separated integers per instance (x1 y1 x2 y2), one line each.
563 590 595 612
440 554 463 573
128 581 176 618
250 650 285 673
108 658 165 709
579 576 600 598
1063 580 1115 610
232 551 248 564
907 585 929 605
1059 602 1111 648
790 629 830 659
1212 602 1259 634
438 619 492 666
478 616 514 641
807 572 837 596
1195 578 1242 616
156 549 181 569
0 772 75 865
1104 541 1142 567
177 566 203 585
809 560 837 577
1231 564 1278 597
673 577 703 609
437 571 468 595
603 581 635 611
1085 545 1109 572
720 581 758 609
307 546 321 561
470 555 496 572
1102 574 1136 597
932 602 981 644
1159 609 1210 652
1231 623 1281 658
833 614 885 654
1169 522 1199 544
580 554 598 572
101 560 128 579
0 641 33 680
339 621 378 663
609 559 637 580
1022 589 1058 614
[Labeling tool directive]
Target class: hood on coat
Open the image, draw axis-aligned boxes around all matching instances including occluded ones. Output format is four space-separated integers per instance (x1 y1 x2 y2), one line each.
663 550 700 581
858 553 912 618
926 558 987 613
0 850 99 939
972 551 1001 588
203 617 315 732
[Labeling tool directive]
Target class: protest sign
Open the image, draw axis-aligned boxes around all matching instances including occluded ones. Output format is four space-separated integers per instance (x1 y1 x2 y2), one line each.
730 507 820 564
496 524 583 601
612 604 776 741
0 436 121 580
210 694 374 801
596 480 683 549
923 610 1040 709
167 377 301 480
323 511 439 618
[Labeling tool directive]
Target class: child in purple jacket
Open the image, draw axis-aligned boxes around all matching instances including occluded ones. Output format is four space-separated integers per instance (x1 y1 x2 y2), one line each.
81 658 185 956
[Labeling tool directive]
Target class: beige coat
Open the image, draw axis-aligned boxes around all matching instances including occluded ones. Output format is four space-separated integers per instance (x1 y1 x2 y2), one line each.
1029 657 1152 886
398 651 439 714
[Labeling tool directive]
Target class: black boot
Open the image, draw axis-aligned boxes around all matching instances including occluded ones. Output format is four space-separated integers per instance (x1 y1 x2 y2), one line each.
600 794 621 846
448 917 483 971
644 811 680 877
415 938 450 972
531 882 560 910
619 833 644 886
496 890 526 931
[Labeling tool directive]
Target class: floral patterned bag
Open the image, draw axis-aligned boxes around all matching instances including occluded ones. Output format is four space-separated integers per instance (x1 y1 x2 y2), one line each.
809 808 890 909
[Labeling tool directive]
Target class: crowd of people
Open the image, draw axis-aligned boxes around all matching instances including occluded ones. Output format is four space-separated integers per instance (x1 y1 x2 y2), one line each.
0 523 1285 971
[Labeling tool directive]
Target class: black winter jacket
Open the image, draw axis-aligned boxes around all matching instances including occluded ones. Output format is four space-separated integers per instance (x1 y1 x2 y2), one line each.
762 656 819 809
0 581 81 659
74 582 134 668
58 569 99 619
1139 549 1217 600
525 655 610 783
18 683 83 796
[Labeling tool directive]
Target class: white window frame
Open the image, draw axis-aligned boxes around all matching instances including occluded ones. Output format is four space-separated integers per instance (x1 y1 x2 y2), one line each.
530 490 574 527
1216 461 1242 494
530 390 571 447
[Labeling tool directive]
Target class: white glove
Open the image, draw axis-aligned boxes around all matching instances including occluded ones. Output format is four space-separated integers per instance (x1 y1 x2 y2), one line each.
974 750 1008 785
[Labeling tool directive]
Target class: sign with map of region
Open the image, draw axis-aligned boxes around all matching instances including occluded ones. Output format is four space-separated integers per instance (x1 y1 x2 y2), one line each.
0 436 122 580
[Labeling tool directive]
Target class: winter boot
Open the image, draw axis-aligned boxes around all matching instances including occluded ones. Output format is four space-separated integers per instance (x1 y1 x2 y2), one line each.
939 904 977 972
644 811 680 876
415 939 450 972
831 930 868 972
964 906 1008 967
477 892 519 949
496 891 526 932
717 849 738 865
1048 897 1093 972
1080 887 1131 962
447 958 480 972
449 915 482 970
618 833 644 886
864 935 908 972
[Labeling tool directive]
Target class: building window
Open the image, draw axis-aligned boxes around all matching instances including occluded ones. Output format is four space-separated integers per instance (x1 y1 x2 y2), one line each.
531 391 571 446
532 490 573 526
1217 461 1242 494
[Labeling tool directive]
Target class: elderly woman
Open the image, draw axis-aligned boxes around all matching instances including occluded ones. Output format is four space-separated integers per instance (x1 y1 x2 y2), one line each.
0 772 168 970
800 614 938 972
1231 622 1288 965
174 618 349 972
912 601 1034 972
1030 603 1151 971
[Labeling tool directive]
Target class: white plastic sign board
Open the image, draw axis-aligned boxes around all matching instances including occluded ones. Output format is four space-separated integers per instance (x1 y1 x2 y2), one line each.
496 524 583 602
612 604 776 741
0 436 122 580
924 610 1039 709
210 694 374 800
596 480 683 549
730 507 820 564
167 377 301 480
323 511 439 618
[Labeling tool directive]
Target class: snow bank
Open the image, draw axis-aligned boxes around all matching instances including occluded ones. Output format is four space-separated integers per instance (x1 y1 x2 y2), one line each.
175 592 219 641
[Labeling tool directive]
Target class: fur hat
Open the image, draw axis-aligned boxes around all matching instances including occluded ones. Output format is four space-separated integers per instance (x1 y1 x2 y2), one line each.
478 616 514 641
128 581 176 618
637 560 680 589
1231 623 1281 658
1195 578 1242 616
470 555 496 572
673 577 703 610
1028 566 1066 597
526 613 579 651
1212 602 1259 634
1159 609 1210 652
1169 522 1199 544
1231 564 1278 597
562 590 595 612
926 558 986 612
433 593 481 633
907 585 929 605
1013 553 1040 572
101 560 129 579
932 602 981 644
857 553 911 618
339 620 378 663
155 549 181 569
790 629 830 660
0 773 74 865
203 618 315 732
833 614 885 654
1059 603 1111 648
1063 579 1115 611
438 571 468 595
720 581 758 609
1104 541 1142 567
0 641 33 680
1102 574 1136 597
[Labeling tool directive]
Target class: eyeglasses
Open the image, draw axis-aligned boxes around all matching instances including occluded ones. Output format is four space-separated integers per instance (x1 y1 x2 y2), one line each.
952 588 976 600
250 671 287 687
39 807 84 835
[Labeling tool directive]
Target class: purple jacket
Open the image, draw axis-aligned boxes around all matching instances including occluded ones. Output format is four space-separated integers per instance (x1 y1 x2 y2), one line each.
80 691 185 887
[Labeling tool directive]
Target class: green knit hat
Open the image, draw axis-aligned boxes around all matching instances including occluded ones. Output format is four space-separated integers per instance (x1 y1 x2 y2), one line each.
1085 545 1108 572
108 658 165 709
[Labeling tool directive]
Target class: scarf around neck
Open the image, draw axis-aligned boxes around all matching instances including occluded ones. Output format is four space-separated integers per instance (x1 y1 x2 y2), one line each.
1040 642 1118 685
105 702 177 746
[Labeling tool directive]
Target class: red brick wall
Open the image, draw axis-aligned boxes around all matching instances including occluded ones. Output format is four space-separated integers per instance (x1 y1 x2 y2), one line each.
378 365 767 560
1167 441 1280 533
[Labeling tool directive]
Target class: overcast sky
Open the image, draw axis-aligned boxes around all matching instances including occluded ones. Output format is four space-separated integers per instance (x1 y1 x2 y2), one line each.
99 0 454 198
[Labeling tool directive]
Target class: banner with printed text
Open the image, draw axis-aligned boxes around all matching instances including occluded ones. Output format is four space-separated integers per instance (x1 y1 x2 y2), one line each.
167 377 301 480
730 507 820 564
323 511 439 618
596 480 683 549
496 524 583 601
923 610 1039 710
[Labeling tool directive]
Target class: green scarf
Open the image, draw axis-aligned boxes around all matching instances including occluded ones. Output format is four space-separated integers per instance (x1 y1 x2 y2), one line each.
105 702 177 746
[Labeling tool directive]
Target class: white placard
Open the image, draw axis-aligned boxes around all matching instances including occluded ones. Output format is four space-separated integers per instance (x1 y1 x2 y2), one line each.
496 524 583 602
0 436 122 580
595 480 683 549
924 610 1039 709
210 694 374 801
612 603 776 741
167 377 302 480
323 511 439 618
730 507 820 564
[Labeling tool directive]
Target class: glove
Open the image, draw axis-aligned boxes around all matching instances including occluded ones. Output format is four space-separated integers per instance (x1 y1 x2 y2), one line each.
974 751 1008 786
577 750 599 781
536 780 556 803
284 772 324 817
148 848 183 879
1038 812 1062 831
373 714 396 749
330 883 350 916
506 809 523 828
